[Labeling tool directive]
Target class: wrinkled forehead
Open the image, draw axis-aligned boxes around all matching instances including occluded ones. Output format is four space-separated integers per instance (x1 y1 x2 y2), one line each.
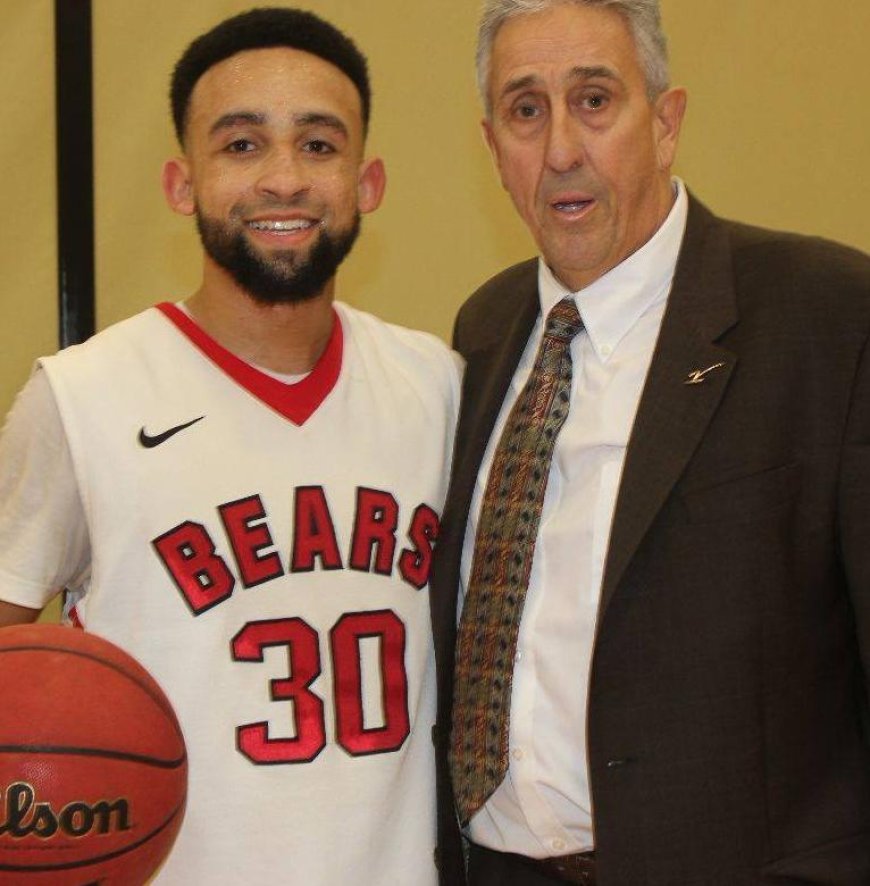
487 4 641 99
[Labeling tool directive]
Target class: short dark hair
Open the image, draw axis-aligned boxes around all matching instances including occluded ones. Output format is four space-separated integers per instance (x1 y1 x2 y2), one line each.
170 7 371 143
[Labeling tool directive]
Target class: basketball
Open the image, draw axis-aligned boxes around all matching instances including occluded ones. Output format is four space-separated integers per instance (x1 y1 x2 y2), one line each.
0 624 187 885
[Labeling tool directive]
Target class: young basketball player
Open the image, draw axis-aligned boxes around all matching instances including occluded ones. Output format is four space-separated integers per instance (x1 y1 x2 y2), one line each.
0 9 459 883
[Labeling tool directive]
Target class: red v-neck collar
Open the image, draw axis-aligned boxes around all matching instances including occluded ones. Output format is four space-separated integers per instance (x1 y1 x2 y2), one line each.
155 302 343 426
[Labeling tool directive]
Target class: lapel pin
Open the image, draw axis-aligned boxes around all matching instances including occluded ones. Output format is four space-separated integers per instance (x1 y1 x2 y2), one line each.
684 363 725 385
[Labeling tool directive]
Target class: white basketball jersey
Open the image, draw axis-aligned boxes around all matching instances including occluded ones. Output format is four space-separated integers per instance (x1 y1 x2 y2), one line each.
40 302 460 885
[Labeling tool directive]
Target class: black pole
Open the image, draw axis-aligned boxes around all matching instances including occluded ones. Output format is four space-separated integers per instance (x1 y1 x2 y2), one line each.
54 0 95 348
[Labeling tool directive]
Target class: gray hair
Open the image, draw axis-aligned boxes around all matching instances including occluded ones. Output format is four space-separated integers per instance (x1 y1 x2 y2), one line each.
477 0 670 113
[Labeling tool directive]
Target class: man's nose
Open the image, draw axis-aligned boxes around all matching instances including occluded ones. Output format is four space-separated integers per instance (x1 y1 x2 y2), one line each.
254 148 311 201
544 106 585 174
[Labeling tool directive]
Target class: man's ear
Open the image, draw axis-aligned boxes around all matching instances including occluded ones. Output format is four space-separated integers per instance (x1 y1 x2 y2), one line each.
358 156 386 214
161 156 195 216
653 87 687 171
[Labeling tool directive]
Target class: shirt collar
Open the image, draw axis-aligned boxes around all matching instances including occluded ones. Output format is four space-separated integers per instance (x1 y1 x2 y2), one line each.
537 178 689 362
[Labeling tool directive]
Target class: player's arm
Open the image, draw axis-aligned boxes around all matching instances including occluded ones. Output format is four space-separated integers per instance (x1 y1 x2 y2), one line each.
0 600 40 626
0 369 90 615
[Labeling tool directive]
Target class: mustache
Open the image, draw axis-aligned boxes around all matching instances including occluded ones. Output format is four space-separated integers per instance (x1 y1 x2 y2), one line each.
193 196 317 220
539 176 599 202
229 195 315 218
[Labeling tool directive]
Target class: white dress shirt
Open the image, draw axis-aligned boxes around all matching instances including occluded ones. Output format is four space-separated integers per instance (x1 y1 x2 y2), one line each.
460 181 689 857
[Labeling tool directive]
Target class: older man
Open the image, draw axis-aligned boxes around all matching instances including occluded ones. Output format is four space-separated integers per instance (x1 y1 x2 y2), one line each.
432 1 870 884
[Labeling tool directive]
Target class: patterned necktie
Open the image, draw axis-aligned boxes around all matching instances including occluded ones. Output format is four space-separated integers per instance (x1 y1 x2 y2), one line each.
450 297 583 826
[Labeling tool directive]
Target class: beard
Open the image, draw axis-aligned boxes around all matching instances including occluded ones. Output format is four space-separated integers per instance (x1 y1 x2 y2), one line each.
195 207 361 306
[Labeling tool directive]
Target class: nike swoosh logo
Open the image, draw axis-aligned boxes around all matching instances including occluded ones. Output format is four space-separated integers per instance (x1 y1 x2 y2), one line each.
138 416 205 448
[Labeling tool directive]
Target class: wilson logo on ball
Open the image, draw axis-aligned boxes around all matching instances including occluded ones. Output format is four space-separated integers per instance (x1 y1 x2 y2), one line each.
0 782 131 840
0 625 187 884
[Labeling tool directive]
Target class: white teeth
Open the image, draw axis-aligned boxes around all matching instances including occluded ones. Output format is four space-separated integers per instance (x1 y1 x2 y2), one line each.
554 201 590 212
248 219 315 232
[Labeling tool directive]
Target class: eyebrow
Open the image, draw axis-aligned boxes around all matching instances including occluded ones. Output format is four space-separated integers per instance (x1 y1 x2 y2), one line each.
499 74 538 101
569 65 621 83
209 112 266 137
499 65 621 100
292 112 349 138
208 110 349 138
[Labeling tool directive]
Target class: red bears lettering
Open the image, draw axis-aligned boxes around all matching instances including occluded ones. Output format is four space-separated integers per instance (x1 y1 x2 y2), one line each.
152 486 441 613
349 488 398 575
398 504 440 590
291 487 343 572
219 495 284 587
152 521 235 614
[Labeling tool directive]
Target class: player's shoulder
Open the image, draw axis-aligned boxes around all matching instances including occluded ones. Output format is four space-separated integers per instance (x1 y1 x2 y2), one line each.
42 306 168 369
335 301 463 381
39 306 179 404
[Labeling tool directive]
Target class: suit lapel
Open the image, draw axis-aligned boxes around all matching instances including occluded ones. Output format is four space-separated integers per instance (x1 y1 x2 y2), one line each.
600 198 739 612
447 263 540 540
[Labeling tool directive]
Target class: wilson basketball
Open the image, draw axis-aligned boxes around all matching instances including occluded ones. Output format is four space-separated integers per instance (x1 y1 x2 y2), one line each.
0 623 187 885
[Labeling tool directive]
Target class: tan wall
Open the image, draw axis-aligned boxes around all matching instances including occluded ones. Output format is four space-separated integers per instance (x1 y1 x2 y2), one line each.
3 0 869 418
666 1 870 246
0 1 58 422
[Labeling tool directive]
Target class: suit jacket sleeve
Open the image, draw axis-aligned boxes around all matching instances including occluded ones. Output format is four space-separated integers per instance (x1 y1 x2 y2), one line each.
839 319 870 679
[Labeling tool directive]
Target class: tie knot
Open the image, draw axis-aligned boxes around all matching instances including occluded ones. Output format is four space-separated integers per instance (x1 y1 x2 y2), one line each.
544 298 583 343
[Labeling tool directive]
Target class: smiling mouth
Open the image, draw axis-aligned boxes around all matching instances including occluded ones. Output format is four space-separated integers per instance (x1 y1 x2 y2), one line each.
247 219 319 233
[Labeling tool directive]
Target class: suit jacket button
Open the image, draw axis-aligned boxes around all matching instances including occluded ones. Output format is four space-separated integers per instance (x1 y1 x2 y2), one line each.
607 757 635 768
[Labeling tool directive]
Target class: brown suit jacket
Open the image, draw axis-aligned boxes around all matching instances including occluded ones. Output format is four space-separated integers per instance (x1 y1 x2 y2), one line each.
431 196 870 885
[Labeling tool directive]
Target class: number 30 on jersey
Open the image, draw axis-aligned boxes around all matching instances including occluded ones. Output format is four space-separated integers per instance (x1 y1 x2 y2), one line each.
232 609 410 763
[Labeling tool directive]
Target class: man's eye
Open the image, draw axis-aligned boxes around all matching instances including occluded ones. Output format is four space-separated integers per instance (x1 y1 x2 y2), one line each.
304 140 335 155
583 93 608 110
514 104 541 120
225 138 256 153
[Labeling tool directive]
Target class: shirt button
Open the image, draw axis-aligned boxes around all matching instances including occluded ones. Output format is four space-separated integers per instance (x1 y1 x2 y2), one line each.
601 344 612 357
512 748 524 761
552 838 566 851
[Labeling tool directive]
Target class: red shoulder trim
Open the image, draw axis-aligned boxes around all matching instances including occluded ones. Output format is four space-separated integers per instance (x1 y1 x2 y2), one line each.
155 302 343 426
